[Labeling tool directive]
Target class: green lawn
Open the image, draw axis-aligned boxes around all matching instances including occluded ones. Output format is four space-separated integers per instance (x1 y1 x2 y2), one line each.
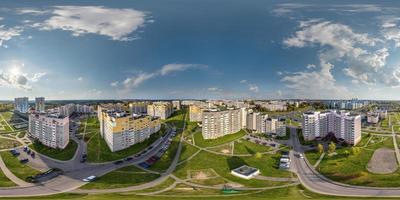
194 130 246 148
316 135 400 187
81 165 160 189
17 131 26 138
174 150 292 188
3 185 400 200
179 143 200 162
0 151 41 181
0 137 19 150
29 140 78 161
0 167 16 187
233 139 272 155
163 109 187 130
305 150 322 166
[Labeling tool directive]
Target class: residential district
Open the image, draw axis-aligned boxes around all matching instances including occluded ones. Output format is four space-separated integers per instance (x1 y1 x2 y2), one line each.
2 98 400 199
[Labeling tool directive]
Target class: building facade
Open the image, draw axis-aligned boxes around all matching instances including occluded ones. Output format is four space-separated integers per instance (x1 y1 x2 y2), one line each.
302 110 361 145
14 97 29 113
28 113 69 149
35 97 45 113
98 110 161 152
129 102 150 114
147 102 173 120
202 108 242 139
189 104 203 122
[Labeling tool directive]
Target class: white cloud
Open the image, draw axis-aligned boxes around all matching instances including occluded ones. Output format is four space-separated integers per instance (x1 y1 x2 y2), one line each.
110 81 119 87
281 59 350 99
329 4 382 13
271 3 311 16
306 64 316 69
381 16 400 47
87 89 102 96
284 20 400 86
77 77 83 81
239 80 247 84
0 25 23 47
32 6 148 41
208 87 222 92
248 84 259 93
0 70 31 90
29 72 46 82
120 63 205 90
160 63 203 76
16 8 50 15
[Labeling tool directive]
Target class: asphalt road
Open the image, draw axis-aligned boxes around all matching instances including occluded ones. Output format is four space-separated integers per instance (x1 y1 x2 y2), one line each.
289 127 400 197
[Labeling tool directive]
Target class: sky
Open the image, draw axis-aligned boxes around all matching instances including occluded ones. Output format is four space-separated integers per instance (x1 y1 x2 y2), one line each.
1 0 400 100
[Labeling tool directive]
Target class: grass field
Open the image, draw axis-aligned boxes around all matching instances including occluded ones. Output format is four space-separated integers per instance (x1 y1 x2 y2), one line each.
316 135 400 187
174 150 292 188
0 151 41 181
0 167 16 187
81 165 160 189
233 139 272 155
194 130 246 148
29 140 78 161
0 137 19 150
3 185 400 200
178 143 199 162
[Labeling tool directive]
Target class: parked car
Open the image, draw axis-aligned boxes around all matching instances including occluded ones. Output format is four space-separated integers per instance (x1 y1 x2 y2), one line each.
30 152 35 158
124 157 133 161
114 160 123 165
20 158 29 164
82 175 96 182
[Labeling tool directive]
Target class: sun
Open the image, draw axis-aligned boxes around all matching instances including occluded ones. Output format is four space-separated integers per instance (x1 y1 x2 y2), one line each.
9 66 20 76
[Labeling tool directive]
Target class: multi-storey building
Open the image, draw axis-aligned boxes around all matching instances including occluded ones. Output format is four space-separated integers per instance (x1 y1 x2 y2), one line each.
129 102 150 114
275 118 286 137
172 100 181 110
189 104 203 122
14 97 29 113
367 112 379 124
302 110 361 145
264 118 286 137
28 113 69 149
98 110 161 152
35 97 45 113
202 108 242 139
147 102 173 120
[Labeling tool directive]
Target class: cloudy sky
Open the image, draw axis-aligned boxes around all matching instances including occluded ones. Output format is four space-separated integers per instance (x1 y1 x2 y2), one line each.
1 0 400 100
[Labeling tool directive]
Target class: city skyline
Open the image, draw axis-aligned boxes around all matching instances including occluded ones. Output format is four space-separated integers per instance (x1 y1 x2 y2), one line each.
1 1 400 100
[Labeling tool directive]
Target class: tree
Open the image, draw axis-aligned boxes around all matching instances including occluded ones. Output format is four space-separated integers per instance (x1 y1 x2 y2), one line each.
317 143 324 154
328 142 336 154
344 150 350 155
254 152 262 159
351 147 361 155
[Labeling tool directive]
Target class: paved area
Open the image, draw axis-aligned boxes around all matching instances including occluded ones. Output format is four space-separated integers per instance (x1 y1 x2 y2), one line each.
367 147 398 174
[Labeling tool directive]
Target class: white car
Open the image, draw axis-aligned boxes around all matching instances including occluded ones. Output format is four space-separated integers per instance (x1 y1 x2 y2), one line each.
82 175 96 182
298 153 304 159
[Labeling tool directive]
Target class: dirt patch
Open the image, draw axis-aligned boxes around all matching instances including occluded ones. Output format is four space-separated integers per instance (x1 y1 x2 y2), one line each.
367 147 398 174
221 149 230 154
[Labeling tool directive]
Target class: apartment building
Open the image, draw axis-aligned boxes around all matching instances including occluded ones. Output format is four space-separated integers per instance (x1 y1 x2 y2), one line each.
28 113 69 149
189 104 203 122
14 97 29 113
129 102 150 114
172 100 181 110
246 112 268 133
35 97 45 113
147 102 173 120
202 108 242 139
98 110 161 152
302 110 361 145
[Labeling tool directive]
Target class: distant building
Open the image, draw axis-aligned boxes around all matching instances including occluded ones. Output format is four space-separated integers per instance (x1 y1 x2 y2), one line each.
246 112 268 133
28 113 69 149
35 97 45 113
14 97 29 113
98 110 161 152
129 102 150 114
189 104 203 122
172 100 181 110
147 102 173 120
302 110 361 145
367 113 379 124
202 108 242 139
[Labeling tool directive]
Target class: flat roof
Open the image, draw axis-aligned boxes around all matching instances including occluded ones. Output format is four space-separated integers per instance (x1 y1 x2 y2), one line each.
231 165 259 176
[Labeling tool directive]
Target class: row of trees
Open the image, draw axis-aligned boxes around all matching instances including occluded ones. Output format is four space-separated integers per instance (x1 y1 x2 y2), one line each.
317 142 361 155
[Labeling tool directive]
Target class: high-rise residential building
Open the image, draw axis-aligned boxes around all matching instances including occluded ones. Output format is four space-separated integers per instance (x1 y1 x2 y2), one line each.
147 102 173 120
129 102 150 114
275 118 286 137
98 110 161 152
172 100 181 110
14 97 29 113
302 110 361 145
189 104 203 122
28 113 69 149
202 108 242 139
240 108 248 128
35 97 45 113
265 118 277 133
246 112 268 133
59 104 76 117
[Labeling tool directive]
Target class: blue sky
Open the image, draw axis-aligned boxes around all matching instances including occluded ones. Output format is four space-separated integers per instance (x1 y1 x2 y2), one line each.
1 1 400 100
